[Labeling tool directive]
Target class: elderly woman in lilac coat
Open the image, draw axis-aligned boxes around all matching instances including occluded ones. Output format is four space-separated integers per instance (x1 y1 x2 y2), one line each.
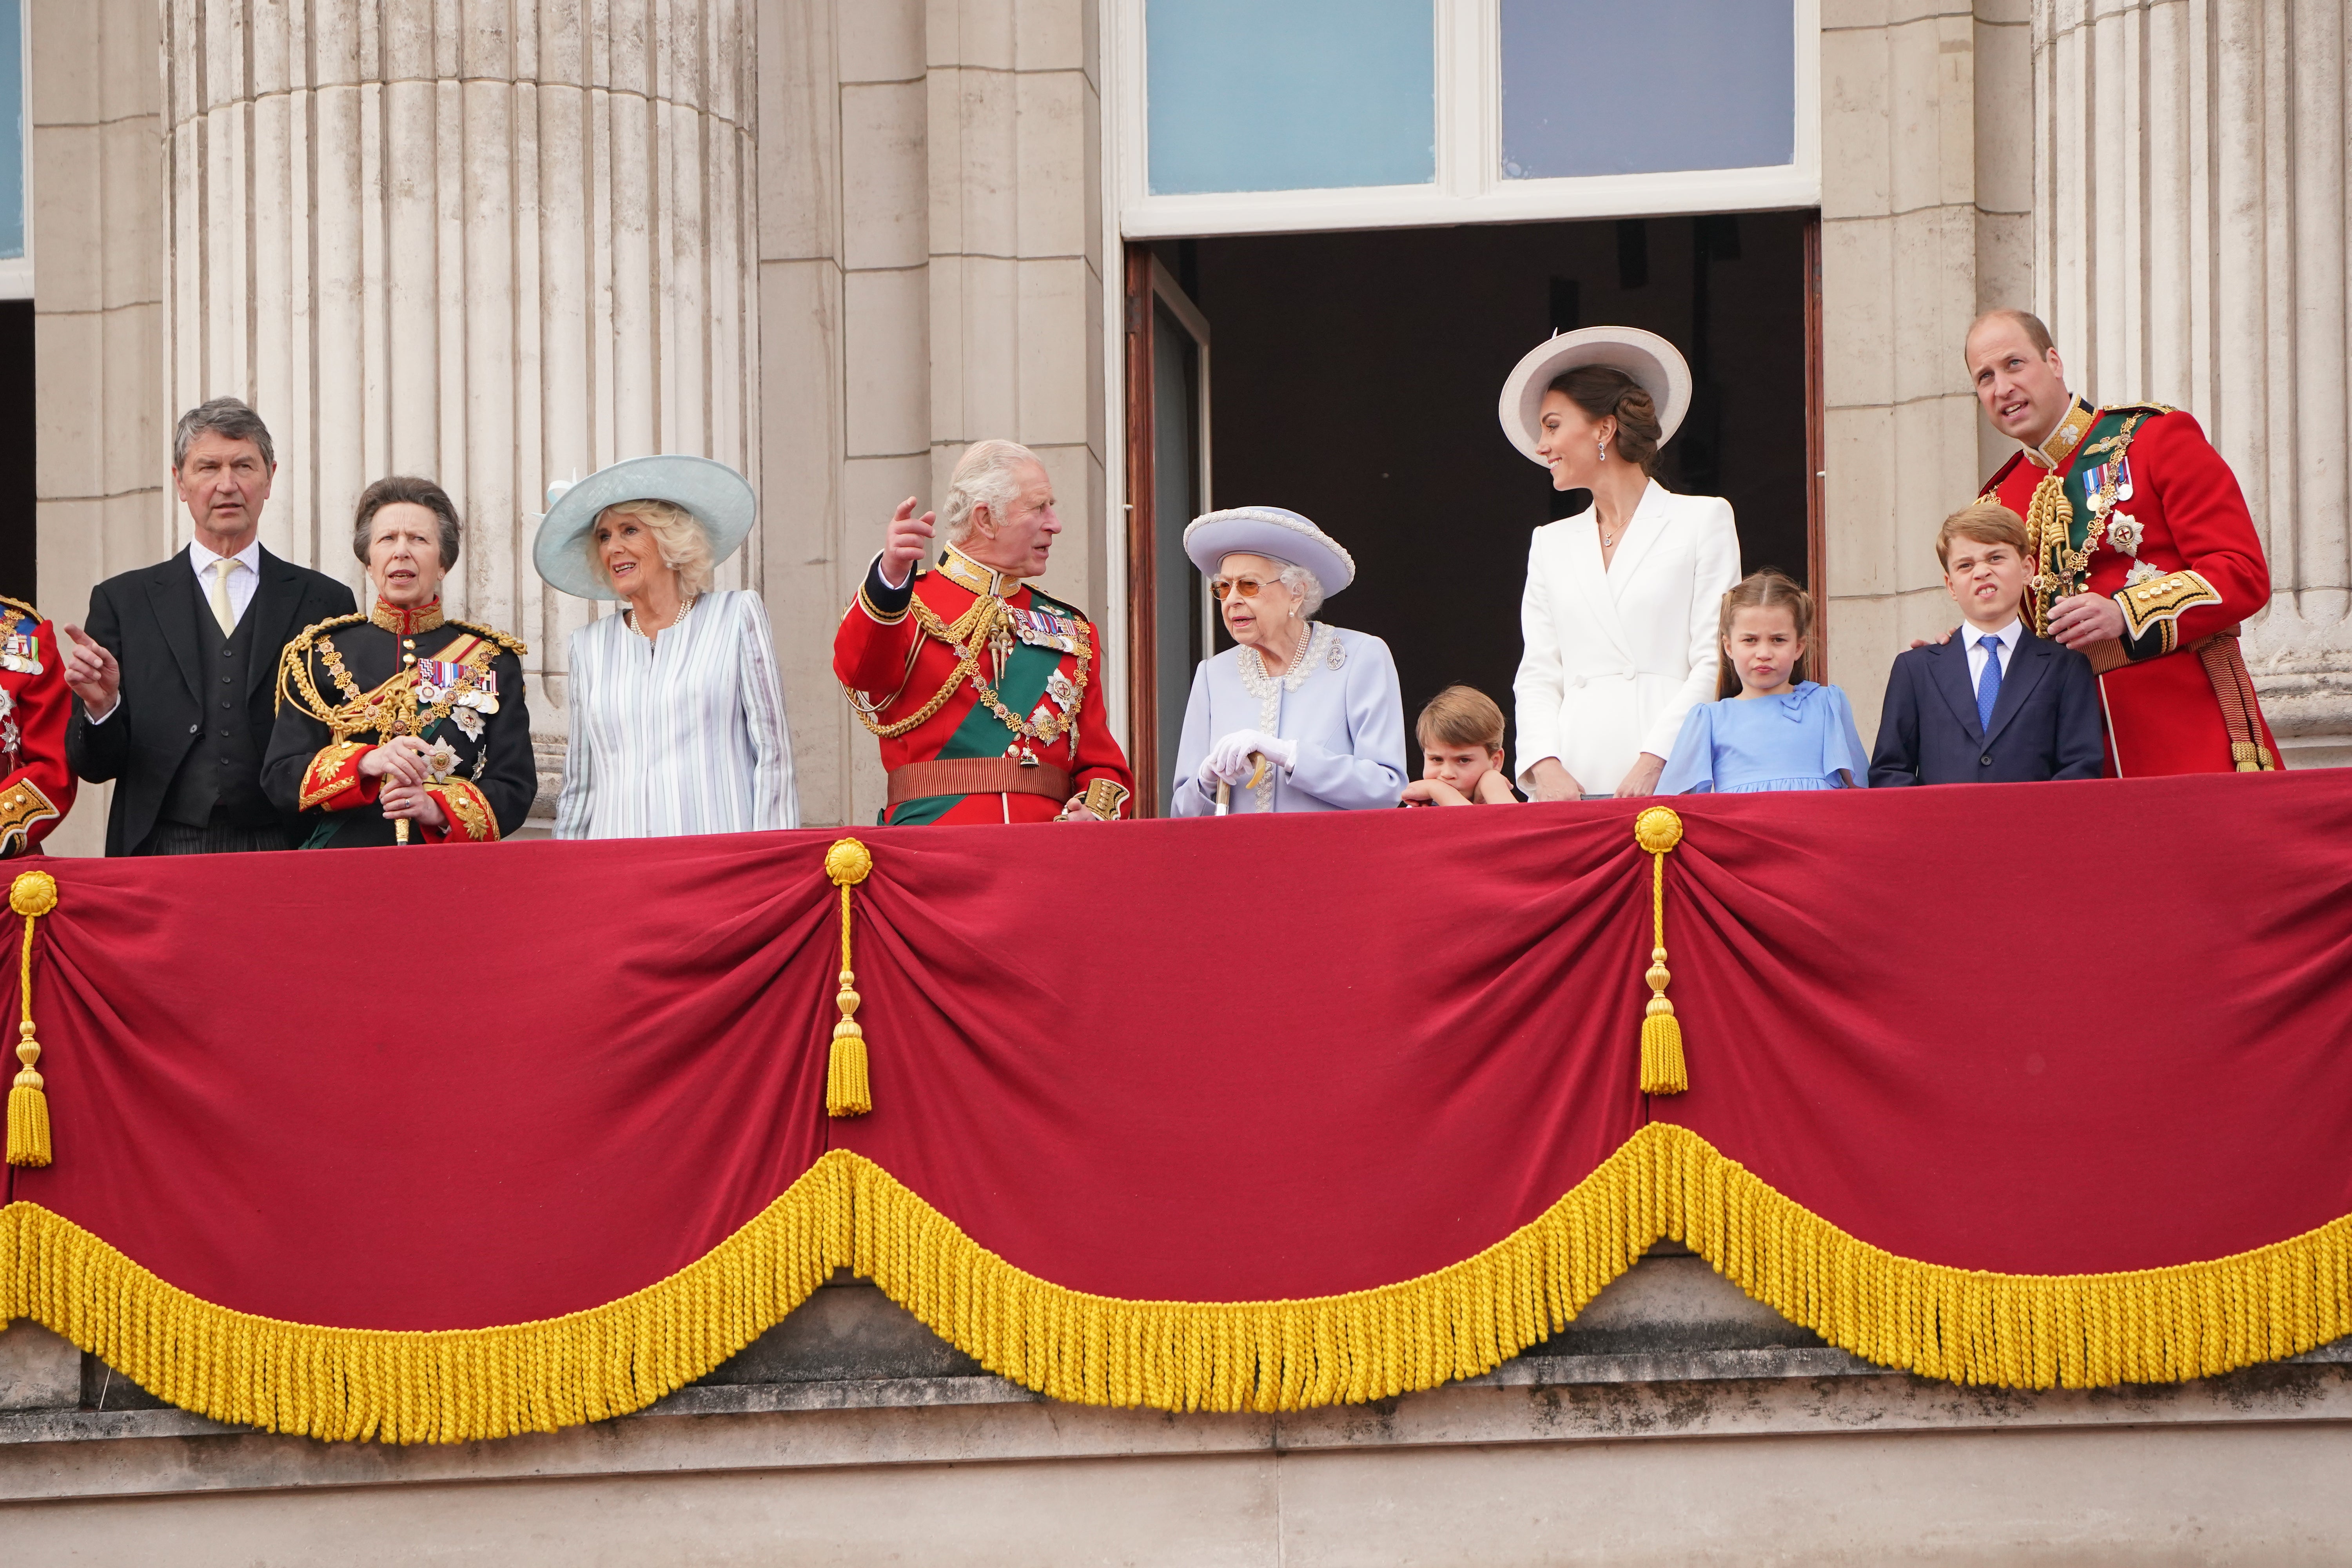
1167 507 1407 817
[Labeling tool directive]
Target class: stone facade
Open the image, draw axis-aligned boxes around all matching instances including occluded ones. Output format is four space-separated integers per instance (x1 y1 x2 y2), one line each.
1817 0 2036 742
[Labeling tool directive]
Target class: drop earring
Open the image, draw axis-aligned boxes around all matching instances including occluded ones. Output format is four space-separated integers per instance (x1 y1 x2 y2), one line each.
1596 436 1607 462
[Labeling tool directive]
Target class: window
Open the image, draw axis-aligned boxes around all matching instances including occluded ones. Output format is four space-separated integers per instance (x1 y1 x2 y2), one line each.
0 0 24 299
1146 0 1435 195
1114 0 1818 238
1499 0 1795 180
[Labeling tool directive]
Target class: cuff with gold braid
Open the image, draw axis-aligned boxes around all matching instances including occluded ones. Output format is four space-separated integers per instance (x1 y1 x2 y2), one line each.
0 779 58 857
2115 569 2222 661
422 779 499 843
299 741 380 811
1070 777 1130 821
856 552 915 625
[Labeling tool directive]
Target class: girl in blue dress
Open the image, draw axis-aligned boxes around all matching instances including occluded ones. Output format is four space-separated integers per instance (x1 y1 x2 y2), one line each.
1658 571 1868 795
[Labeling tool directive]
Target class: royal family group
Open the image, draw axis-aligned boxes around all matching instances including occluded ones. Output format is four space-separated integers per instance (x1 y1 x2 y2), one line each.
0 306 2278 860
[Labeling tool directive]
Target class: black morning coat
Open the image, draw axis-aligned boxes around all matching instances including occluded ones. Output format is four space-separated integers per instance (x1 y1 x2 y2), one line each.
260 610 538 848
65 547 358 855
1868 627 2106 786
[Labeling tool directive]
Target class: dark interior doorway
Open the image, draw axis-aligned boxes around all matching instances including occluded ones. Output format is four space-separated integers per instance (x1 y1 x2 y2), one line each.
1140 212 1814 788
0 299 32 605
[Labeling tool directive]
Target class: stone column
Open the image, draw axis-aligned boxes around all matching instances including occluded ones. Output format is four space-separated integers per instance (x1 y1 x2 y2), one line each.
1819 2 2031 744
2034 0 2351 764
30 0 168 857
162 0 762 811
754 0 1103 828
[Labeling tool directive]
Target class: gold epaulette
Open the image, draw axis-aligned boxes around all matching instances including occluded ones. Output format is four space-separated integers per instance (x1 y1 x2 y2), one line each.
446 619 528 659
2104 401 2179 417
0 593 40 624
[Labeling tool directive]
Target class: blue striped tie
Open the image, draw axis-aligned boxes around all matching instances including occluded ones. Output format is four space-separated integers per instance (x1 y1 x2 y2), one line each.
1976 635 2003 733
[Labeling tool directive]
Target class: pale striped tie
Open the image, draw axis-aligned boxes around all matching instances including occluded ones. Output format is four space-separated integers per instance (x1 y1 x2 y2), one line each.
208 557 238 636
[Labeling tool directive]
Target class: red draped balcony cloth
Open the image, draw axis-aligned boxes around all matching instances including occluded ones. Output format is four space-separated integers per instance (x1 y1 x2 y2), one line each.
1 771 2345 1442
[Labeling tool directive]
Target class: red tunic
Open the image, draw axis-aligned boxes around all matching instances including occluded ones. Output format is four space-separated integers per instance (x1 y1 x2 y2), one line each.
833 550 1132 826
0 601 77 855
1983 407 2278 777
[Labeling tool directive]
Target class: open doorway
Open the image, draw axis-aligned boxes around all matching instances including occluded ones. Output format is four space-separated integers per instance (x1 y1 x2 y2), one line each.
1124 212 1819 811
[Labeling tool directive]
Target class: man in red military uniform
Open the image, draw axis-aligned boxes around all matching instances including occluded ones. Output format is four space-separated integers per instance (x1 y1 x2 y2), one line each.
1966 309 2278 775
0 596 79 853
835 439 1133 826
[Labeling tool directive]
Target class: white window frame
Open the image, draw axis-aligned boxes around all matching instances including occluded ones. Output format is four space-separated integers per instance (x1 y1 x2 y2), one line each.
1111 0 1820 240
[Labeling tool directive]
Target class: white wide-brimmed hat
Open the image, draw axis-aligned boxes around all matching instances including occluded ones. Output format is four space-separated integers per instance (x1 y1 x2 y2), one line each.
1183 506 1357 597
531 455 757 601
1496 326 1692 465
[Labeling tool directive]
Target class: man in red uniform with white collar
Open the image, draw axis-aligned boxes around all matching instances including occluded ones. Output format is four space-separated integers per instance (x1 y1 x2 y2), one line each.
1967 309 2279 775
834 440 1133 826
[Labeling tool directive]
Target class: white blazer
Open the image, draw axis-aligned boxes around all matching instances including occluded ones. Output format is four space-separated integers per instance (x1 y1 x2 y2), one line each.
1513 480 1742 794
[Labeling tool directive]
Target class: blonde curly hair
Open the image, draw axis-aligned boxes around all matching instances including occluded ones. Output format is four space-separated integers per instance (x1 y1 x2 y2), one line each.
586 498 715 596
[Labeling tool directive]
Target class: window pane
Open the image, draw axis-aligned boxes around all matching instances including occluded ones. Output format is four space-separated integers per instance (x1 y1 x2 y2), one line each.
1147 0 1435 195
0 0 21 259
1500 0 1795 180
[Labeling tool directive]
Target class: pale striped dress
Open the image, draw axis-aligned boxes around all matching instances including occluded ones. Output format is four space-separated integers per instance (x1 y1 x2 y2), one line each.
553 589 800 838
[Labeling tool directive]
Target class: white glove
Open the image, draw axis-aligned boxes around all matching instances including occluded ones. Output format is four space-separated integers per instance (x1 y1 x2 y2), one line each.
1205 730 1296 785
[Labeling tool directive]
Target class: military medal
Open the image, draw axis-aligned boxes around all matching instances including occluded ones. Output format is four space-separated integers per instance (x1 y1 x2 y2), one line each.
417 659 498 713
1004 604 1085 655
0 625 42 676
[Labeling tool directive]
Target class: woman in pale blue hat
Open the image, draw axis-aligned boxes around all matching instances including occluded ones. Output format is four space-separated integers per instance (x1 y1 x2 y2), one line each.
1168 508 1406 816
532 457 798 837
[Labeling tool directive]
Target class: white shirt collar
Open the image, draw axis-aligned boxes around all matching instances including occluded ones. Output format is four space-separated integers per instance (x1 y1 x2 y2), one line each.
189 535 262 574
1964 617 2022 653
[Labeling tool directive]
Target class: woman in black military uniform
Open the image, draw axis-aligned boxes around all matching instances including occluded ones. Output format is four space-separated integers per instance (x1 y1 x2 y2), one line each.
263 477 536 846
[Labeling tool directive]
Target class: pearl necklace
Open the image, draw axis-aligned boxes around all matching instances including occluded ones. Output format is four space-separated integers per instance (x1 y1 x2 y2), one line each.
630 592 698 641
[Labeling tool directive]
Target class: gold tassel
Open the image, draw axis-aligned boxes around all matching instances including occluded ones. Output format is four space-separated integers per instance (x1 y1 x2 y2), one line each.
1633 808 1688 1095
7 868 57 1167
824 839 874 1118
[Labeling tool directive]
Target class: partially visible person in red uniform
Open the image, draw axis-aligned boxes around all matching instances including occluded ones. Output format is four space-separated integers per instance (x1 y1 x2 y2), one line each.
834 439 1133 826
0 596 77 854
1965 309 2279 775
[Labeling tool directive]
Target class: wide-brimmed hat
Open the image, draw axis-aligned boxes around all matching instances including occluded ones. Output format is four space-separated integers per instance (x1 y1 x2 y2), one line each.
1183 507 1356 598
1496 326 1692 465
531 455 757 601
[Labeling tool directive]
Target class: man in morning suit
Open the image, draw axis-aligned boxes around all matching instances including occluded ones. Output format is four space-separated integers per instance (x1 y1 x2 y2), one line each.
1872 502 2104 787
834 440 1133 826
61 399 359 854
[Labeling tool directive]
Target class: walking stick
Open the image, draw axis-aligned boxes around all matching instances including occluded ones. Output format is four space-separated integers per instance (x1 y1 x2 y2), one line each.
1213 753 1269 816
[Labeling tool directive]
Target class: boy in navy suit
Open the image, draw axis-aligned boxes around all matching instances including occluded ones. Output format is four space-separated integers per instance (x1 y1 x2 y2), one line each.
1871 503 2104 786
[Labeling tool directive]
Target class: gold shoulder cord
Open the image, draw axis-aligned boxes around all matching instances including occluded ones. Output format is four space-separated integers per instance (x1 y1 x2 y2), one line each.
275 621 498 743
844 593 1093 745
2025 414 2146 634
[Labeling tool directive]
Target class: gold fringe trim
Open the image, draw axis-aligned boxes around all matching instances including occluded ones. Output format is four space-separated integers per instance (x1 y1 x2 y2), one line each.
841 1125 2352 1406
0 1156 854 1443
3 1128 2347 1440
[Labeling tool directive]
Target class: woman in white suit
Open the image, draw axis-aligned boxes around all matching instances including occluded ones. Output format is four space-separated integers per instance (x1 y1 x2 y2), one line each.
1499 327 1741 799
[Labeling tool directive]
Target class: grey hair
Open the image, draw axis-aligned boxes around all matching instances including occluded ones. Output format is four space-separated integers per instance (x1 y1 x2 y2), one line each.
1220 551 1326 619
1277 561 1325 618
174 397 276 470
352 475 463 570
586 498 716 597
939 440 1044 545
